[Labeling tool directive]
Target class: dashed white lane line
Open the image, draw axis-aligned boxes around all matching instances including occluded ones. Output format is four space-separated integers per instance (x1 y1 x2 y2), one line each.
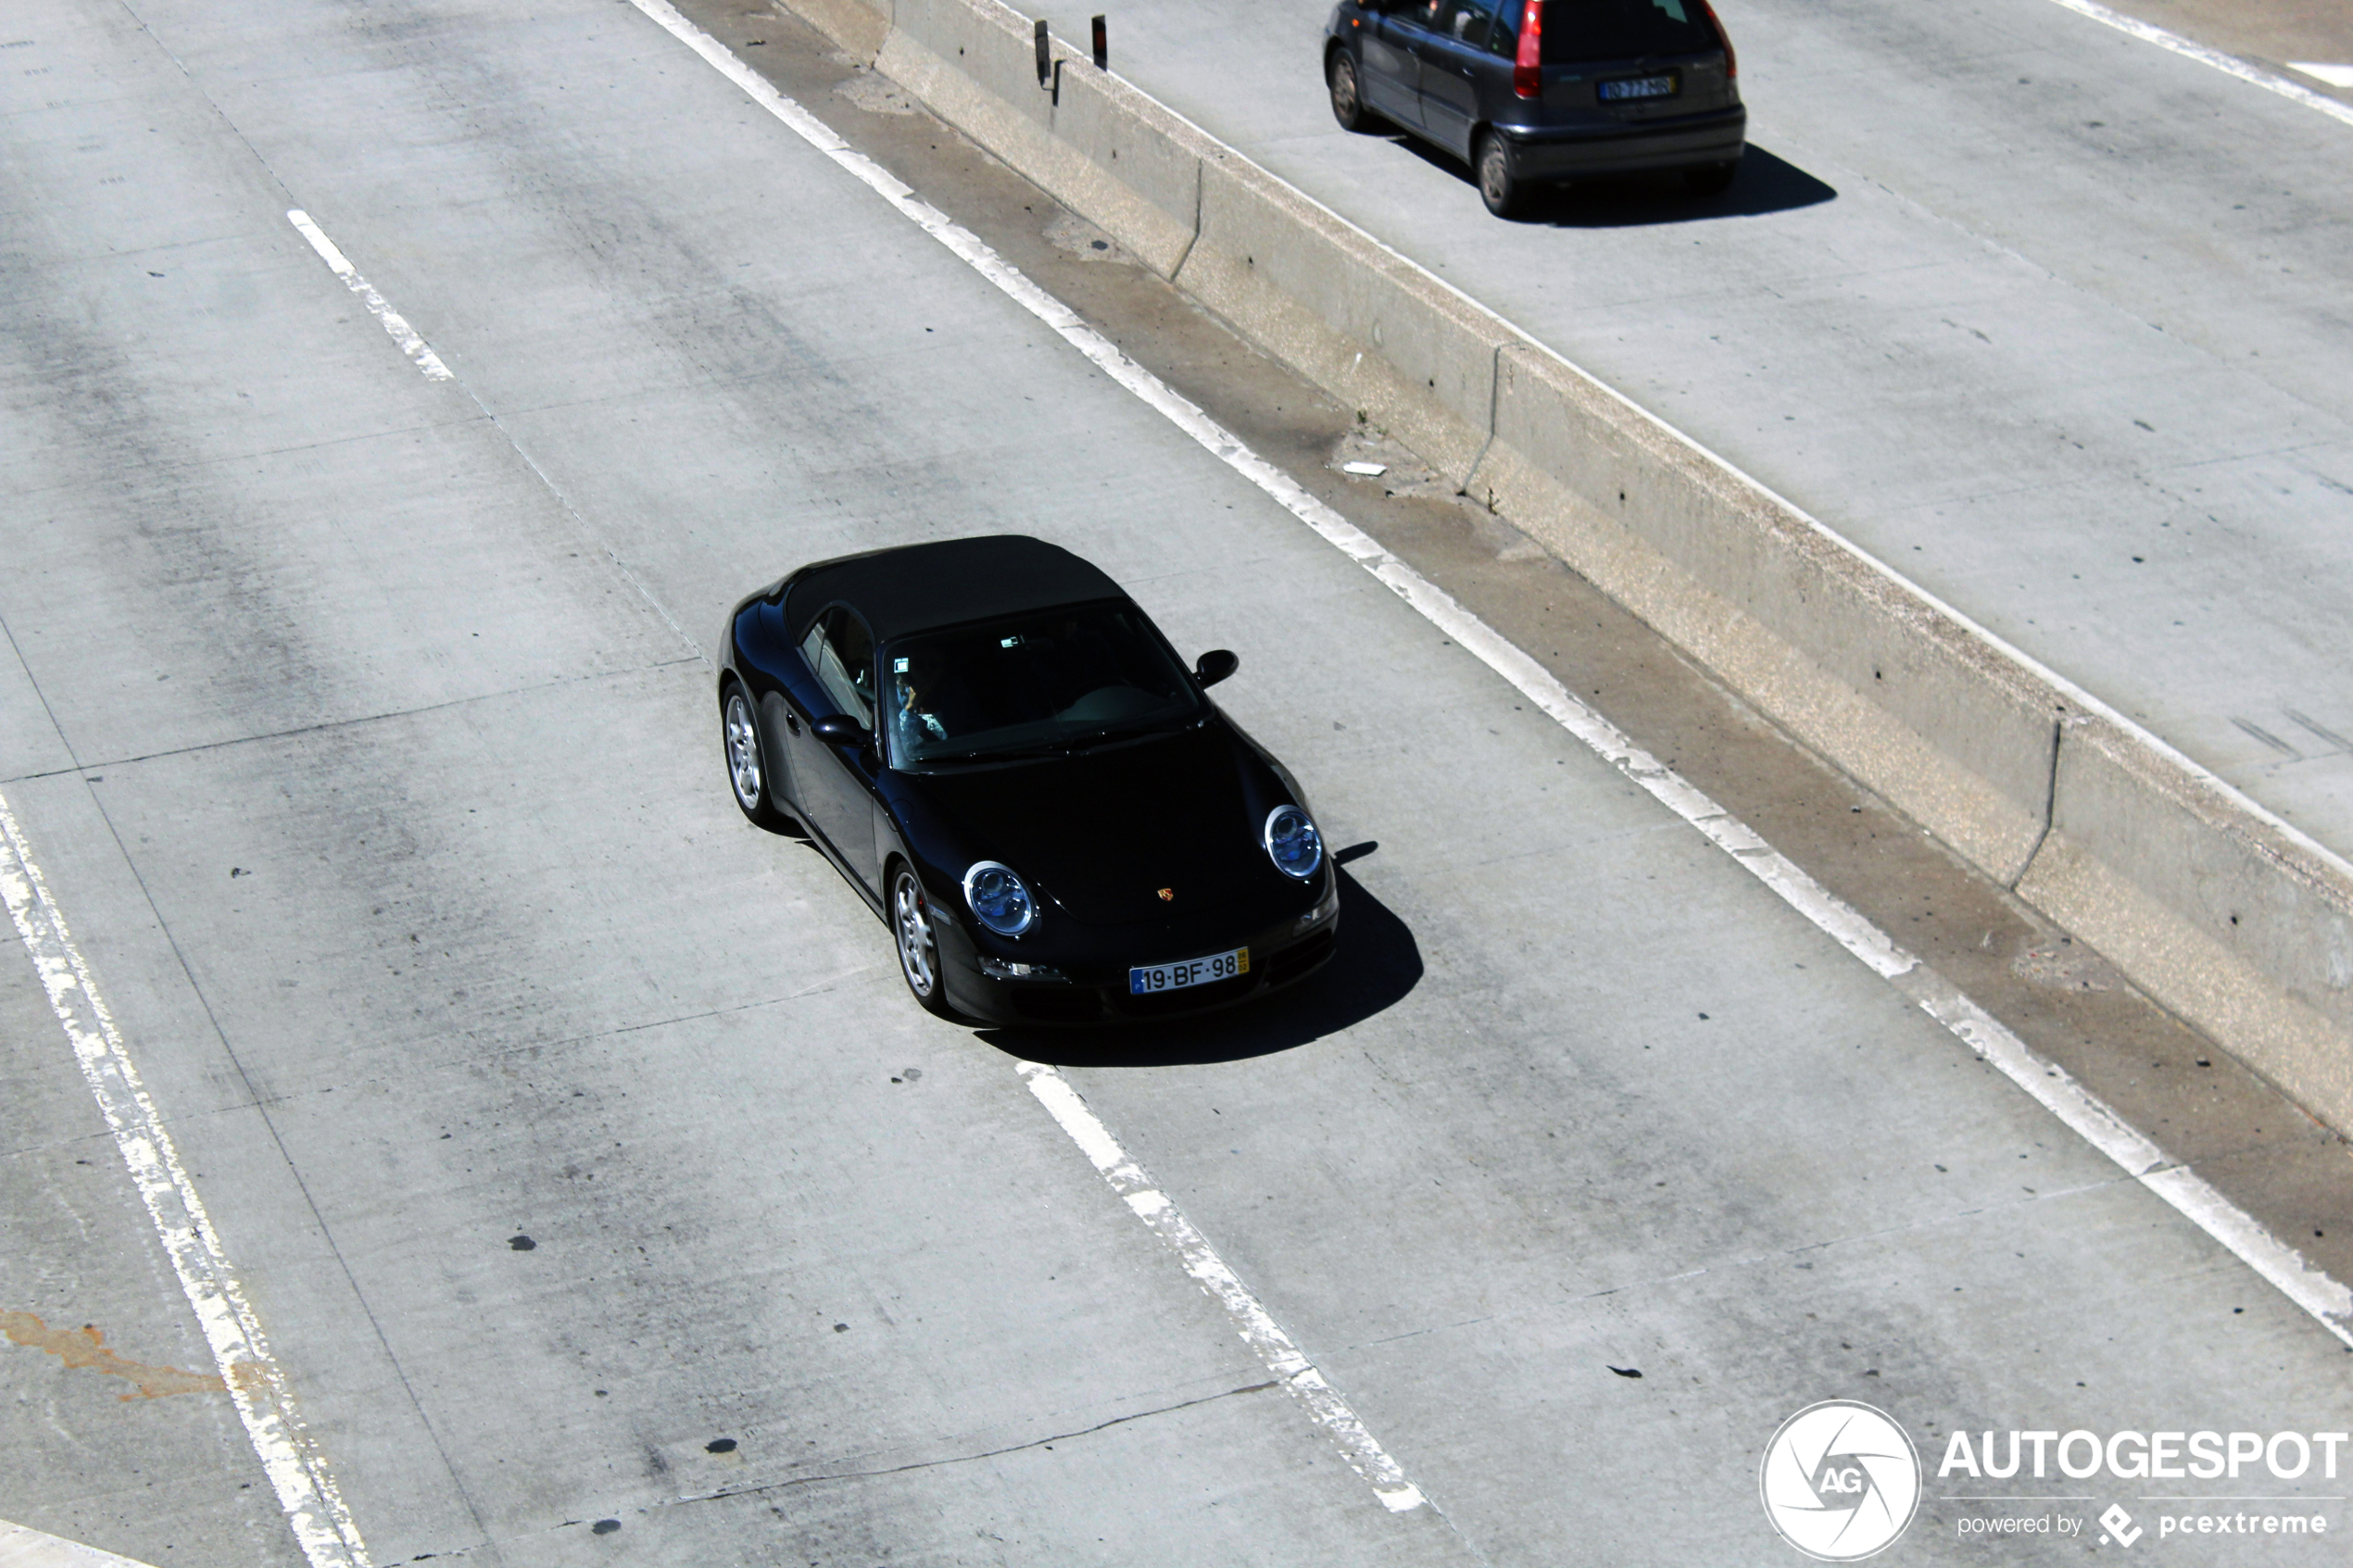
2289 63 2353 90
286 209 452 382
626 0 2353 1371
0 796 372 1568
1017 1062 1428 1514
2045 0 2353 129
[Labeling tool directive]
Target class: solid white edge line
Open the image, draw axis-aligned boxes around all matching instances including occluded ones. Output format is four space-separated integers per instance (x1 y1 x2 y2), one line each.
2288 63 2353 90
286 210 454 382
2044 0 2353 129
0 795 373 1568
626 0 2353 1376
1016 1063 1428 1514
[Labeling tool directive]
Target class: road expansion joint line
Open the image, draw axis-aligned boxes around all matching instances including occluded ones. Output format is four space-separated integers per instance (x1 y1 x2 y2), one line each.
1015 1060 1446 1522
660 1378 1285 1507
3 658 706 785
628 0 2353 1353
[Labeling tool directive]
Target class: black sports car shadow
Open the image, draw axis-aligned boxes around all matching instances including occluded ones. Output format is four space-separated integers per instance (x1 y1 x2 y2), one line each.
747 801 812 839
975 862 1421 1068
1393 136 1835 225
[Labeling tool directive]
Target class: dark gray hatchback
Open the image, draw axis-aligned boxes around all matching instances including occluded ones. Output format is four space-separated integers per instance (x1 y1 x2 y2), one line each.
1325 0 1745 215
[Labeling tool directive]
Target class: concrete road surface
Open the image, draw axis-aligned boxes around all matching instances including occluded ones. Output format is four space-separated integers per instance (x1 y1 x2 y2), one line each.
1099 0 2353 859
2 2 2347 1565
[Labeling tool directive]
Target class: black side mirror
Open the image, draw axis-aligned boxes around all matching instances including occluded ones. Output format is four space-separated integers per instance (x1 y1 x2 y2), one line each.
1194 649 1239 688
811 714 868 745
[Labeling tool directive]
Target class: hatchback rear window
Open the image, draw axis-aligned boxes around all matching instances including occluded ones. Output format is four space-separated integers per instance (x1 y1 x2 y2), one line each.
1500 0 1719 64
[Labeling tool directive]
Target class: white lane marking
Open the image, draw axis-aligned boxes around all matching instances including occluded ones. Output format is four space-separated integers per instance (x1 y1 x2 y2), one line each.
2044 0 2353 129
285 209 453 381
0 1517 163 1568
1017 1062 1428 1514
294 207 698 660
623 0 2353 1373
2289 63 2353 89
0 795 373 1568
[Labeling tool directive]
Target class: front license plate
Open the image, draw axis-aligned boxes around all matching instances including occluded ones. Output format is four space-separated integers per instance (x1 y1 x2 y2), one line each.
1129 947 1249 995
1599 74 1677 101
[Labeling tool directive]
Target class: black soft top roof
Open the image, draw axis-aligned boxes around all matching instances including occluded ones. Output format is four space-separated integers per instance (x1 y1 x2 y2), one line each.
783 534 1127 641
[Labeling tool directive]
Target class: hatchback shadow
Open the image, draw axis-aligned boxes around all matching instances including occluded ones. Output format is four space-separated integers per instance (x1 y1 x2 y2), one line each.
974 862 1421 1068
1393 136 1834 224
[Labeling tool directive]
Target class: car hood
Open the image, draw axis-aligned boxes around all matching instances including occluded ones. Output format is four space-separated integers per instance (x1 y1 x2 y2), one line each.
912 723 1272 925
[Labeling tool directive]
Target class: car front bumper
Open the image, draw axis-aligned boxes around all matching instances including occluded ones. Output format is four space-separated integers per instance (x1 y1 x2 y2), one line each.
942 903 1341 1027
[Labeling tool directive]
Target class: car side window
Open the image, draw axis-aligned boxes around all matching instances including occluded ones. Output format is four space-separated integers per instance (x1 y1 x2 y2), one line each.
1439 0 1497 47
1395 0 1442 33
1495 0 1525 49
1478 0 1516 55
807 606 877 728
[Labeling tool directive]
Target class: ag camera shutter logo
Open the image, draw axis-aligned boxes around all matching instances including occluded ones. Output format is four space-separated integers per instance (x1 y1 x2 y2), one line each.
1760 1400 1923 1561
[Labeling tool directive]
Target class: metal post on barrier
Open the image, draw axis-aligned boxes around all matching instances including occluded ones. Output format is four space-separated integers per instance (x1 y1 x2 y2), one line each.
1091 15 1107 70
1034 18 1051 87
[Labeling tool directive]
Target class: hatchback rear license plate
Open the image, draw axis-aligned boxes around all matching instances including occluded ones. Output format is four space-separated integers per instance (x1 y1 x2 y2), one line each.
1130 947 1249 994
1600 74 1676 101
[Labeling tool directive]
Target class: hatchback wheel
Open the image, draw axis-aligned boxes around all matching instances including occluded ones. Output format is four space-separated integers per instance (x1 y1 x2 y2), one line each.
1328 52 1378 132
1477 132 1529 218
723 685 784 829
892 867 954 1017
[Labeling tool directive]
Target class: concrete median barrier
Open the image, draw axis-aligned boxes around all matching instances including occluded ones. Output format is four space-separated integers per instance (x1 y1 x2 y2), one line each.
2021 719 2353 1126
775 0 2353 1134
876 0 1208 278
1177 155 1508 486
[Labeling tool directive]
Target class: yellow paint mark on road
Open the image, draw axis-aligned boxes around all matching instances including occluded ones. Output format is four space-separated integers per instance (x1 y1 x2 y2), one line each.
1 1311 226 1399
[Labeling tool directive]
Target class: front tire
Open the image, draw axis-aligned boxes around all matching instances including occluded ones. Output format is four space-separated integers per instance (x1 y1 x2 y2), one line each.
723 684 785 829
1328 52 1379 133
1477 131 1529 218
892 866 954 1019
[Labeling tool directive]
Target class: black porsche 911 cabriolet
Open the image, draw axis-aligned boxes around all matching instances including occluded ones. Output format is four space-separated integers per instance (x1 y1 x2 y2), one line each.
716 535 1340 1023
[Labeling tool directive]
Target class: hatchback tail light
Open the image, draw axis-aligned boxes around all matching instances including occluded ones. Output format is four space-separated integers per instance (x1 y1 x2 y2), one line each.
1514 0 1543 98
1700 0 1736 81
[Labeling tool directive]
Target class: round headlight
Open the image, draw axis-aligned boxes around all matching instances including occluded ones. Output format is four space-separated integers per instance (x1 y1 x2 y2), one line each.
963 860 1037 936
1263 805 1323 881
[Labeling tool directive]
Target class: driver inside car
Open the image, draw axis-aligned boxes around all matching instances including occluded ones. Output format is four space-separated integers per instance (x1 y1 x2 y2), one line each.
891 657 951 746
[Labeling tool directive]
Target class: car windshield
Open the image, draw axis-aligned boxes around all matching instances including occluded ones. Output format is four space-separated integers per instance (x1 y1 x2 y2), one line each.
1503 0 1718 63
885 602 1204 765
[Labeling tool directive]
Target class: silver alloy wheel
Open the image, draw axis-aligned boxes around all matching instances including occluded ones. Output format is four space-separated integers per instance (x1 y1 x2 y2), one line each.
1331 56 1360 122
724 690 763 813
1479 137 1512 210
893 871 938 999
